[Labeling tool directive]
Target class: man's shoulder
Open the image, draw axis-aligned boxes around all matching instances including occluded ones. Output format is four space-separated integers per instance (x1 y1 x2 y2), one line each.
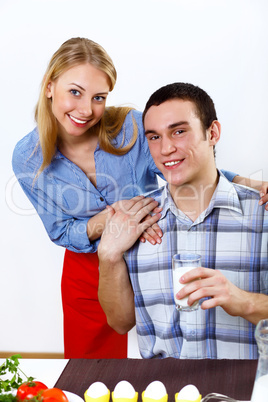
232 182 268 225
233 181 260 200
143 185 166 200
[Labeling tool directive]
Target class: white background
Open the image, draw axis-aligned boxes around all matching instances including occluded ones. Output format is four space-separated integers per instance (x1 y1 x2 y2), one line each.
1 0 268 355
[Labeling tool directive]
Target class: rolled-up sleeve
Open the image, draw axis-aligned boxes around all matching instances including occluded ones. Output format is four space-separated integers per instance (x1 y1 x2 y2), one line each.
12 135 100 253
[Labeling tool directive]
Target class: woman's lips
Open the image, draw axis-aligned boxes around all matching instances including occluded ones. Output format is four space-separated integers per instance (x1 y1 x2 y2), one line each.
68 114 91 126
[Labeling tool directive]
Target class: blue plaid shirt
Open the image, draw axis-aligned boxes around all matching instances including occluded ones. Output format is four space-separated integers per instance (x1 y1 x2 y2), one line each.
124 173 268 359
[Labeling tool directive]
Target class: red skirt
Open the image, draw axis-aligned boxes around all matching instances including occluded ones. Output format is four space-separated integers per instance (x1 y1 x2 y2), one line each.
61 249 127 358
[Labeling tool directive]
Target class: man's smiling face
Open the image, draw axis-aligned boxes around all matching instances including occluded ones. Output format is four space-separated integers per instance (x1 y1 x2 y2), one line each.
144 99 217 191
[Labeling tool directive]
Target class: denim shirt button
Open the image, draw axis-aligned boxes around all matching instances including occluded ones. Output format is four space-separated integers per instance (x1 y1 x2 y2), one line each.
100 197 104 202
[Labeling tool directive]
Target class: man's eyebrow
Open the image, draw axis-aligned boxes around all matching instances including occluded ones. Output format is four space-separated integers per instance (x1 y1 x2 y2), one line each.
145 129 158 136
168 121 189 129
145 121 189 136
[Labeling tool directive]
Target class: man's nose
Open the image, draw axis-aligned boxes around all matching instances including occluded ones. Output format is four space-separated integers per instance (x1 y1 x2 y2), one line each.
161 136 176 155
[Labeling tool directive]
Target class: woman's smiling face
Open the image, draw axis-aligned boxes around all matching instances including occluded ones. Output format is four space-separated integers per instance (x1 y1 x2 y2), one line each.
46 63 110 140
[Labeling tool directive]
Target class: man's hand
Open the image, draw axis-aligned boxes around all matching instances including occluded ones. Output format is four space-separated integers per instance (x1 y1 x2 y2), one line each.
97 195 161 334
176 267 268 324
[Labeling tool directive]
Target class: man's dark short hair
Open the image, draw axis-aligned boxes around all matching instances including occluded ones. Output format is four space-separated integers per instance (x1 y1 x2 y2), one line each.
142 82 218 133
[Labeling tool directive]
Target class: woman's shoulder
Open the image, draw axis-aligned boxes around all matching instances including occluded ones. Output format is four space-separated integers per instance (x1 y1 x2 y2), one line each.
12 127 42 173
13 127 39 154
124 108 143 126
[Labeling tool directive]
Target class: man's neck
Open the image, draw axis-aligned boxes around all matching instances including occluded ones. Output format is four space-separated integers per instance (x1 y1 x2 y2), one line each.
169 170 219 222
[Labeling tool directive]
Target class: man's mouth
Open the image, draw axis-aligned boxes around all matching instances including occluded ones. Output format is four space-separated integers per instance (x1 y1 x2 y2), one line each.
163 160 183 167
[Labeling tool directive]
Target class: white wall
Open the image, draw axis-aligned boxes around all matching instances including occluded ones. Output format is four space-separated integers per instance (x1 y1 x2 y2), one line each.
1 0 268 355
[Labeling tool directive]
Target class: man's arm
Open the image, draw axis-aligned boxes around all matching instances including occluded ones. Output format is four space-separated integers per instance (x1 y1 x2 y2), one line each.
98 249 135 334
98 196 161 334
177 267 268 325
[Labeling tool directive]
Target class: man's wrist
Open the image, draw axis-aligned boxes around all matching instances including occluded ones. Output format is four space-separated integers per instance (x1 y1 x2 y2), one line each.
98 243 124 265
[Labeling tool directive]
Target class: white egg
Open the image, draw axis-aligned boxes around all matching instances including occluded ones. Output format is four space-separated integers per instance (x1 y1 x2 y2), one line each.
144 381 167 400
86 382 109 398
113 380 136 399
176 384 200 401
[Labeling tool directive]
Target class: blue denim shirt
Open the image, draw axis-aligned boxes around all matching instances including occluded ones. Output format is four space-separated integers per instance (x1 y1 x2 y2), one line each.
12 110 236 253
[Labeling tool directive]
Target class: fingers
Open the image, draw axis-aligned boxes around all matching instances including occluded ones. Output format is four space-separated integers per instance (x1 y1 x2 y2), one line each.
105 205 115 218
131 197 159 216
259 194 268 210
259 183 268 210
113 196 144 211
176 268 234 311
141 223 163 245
177 268 223 301
138 212 162 235
179 267 212 284
113 196 160 216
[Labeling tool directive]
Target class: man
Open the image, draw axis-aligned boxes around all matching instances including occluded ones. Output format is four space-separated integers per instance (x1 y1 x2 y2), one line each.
98 83 268 359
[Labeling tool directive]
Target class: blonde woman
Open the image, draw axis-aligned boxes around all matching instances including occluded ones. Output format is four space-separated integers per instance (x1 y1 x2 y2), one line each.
12 37 268 358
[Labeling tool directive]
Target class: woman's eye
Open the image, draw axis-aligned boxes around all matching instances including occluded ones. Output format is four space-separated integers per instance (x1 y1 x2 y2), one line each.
70 89 81 96
94 96 106 102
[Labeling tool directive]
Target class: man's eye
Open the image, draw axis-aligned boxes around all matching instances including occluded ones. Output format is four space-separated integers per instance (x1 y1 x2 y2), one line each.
70 89 81 96
149 135 160 141
175 130 184 135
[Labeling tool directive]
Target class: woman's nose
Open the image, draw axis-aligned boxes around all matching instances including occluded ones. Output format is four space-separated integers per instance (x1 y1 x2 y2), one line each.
79 100 92 117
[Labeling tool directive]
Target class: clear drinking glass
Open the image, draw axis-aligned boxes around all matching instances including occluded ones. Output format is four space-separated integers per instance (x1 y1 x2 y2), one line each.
251 319 268 402
172 253 201 312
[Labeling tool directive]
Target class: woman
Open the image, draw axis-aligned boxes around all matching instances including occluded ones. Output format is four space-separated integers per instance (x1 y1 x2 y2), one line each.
12 37 268 358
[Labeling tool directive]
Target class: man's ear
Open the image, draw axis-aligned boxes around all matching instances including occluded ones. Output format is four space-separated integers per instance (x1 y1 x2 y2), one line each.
208 120 221 145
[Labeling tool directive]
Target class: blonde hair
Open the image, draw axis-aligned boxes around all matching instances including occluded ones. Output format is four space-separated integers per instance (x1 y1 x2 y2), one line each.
35 37 137 173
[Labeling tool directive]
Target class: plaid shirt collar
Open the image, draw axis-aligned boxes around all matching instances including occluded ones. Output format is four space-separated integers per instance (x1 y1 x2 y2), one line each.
159 170 243 224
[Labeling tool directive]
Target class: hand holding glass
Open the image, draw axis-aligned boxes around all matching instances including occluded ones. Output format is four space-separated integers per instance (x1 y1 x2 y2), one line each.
172 253 201 311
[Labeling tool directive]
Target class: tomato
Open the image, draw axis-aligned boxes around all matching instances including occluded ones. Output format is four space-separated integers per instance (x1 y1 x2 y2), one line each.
41 388 68 402
17 381 48 400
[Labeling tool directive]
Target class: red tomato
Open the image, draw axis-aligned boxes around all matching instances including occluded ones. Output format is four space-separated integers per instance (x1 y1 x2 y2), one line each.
41 388 68 402
17 381 48 400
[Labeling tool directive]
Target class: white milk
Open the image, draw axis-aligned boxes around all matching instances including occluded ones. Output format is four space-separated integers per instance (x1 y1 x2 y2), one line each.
173 266 196 308
251 374 268 402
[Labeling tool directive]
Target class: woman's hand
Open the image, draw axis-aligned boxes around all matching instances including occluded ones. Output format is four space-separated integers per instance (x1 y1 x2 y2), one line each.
139 206 163 245
112 198 163 245
100 196 161 260
259 182 268 210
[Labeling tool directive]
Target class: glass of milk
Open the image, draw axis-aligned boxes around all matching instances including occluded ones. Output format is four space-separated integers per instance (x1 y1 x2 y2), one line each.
251 319 268 402
172 253 201 312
